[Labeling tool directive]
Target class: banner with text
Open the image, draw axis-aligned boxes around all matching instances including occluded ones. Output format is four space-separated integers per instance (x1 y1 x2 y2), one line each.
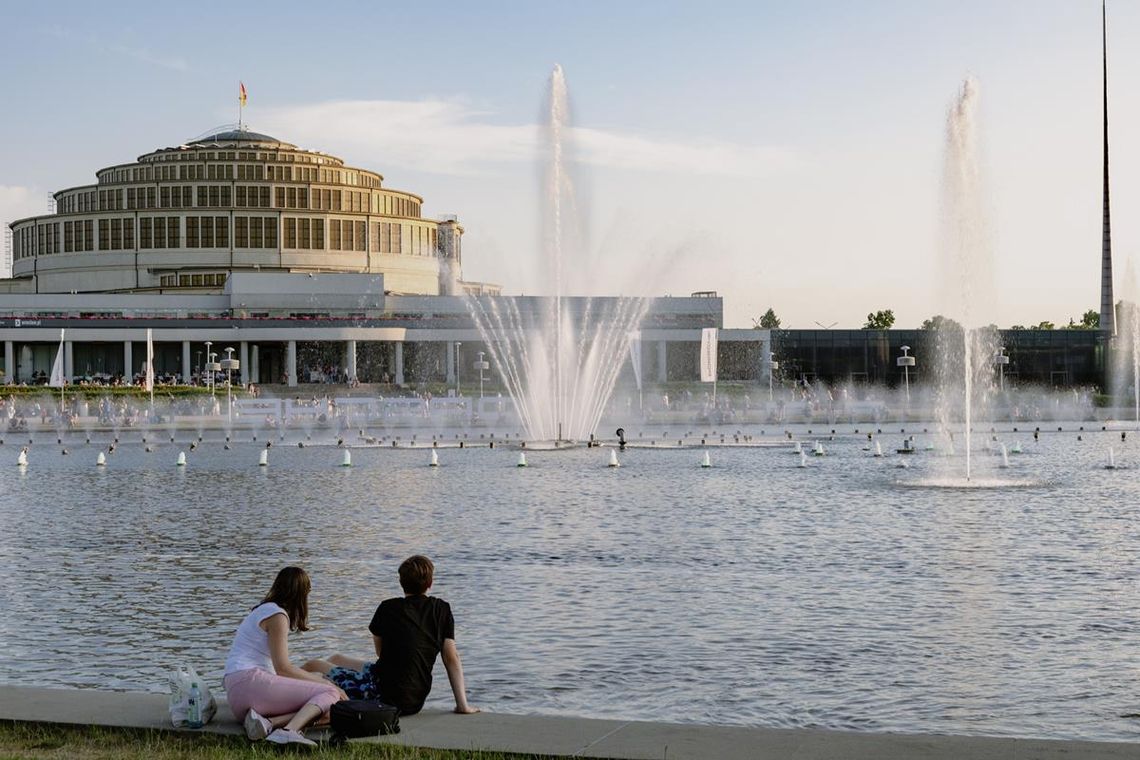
700 327 718 383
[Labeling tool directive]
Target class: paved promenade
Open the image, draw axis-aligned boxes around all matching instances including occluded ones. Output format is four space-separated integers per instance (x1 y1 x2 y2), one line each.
2 687 1140 759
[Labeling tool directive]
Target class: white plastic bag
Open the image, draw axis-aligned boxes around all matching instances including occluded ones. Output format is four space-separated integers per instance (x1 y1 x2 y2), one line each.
168 665 217 727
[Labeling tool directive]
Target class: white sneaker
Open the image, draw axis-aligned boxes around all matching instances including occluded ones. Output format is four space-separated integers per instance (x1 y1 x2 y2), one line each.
243 708 271 741
266 728 317 747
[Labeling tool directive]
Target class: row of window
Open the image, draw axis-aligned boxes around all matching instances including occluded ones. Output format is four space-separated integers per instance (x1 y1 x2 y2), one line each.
12 217 443 258
159 273 229 288
106 153 379 191
139 149 345 167
59 186 421 216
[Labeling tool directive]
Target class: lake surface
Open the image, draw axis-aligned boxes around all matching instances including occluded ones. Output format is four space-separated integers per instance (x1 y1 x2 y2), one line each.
1 423 1138 741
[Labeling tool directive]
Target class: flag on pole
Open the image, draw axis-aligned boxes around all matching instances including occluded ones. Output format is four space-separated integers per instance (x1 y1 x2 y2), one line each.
48 329 65 388
700 327 719 383
628 331 643 391
239 82 248 107
145 328 155 392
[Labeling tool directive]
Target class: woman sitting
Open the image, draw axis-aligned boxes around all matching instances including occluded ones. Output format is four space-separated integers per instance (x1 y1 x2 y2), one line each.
222 566 345 745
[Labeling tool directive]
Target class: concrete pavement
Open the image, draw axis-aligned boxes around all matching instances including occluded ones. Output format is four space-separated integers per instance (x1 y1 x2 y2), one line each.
2 686 1139 759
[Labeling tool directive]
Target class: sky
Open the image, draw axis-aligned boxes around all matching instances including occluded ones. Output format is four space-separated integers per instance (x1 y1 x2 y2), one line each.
1 0 1138 330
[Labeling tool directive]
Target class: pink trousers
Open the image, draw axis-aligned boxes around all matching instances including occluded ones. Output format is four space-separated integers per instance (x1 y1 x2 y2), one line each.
223 667 341 720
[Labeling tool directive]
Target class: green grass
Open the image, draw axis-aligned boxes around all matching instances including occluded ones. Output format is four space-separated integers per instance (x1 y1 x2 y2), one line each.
0 722 562 760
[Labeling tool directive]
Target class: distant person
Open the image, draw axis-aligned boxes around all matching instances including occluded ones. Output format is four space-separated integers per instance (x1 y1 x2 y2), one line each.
223 566 346 746
304 555 478 716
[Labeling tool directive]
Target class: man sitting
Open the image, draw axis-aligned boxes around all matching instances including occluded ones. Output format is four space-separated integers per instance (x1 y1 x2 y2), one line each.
304 555 478 716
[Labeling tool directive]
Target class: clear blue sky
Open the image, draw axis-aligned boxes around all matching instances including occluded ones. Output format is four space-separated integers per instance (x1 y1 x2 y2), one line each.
2 0 1137 329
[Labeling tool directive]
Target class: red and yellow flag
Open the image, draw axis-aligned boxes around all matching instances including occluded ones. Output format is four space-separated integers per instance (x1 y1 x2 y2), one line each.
239 82 248 107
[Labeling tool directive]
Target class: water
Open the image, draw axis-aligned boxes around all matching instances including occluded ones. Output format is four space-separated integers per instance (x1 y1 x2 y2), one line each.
2 426 1139 741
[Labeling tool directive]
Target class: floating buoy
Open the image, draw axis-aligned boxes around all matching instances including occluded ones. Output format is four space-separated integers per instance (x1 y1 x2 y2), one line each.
896 459 909 469
430 449 439 467
517 452 528 468
700 451 711 468
798 451 808 468
341 449 352 467
813 441 825 457
873 441 883 458
176 451 187 467
258 449 269 467
792 441 803 455
608 449 620 468
16 448 27 467
96 452 106 467
1106 448 1118 470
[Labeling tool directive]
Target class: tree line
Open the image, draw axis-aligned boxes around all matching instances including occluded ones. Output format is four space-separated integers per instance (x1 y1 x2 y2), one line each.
750 308 1104 330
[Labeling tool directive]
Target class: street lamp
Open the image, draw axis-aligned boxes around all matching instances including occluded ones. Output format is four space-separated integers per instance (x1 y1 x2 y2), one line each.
205 344 221 398
455 342 462 396
768 351 779 402
994 346 1009 391
221 347 240 424
897 345 915 404
474 351 490 399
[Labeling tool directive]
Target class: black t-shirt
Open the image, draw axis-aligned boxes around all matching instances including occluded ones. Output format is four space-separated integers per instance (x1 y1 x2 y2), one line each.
369 595 455 714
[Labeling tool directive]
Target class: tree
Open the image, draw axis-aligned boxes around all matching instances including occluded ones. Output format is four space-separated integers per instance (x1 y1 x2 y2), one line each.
753 308 781 329
1079 309 1099 329
1034 320 1055 330
863 309 896 329
920 315 962 331
1009 324 1026 330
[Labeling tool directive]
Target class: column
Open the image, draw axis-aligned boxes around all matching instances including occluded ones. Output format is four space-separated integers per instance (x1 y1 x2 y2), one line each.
124 341 133 382
4 341 12 384
181 341 192 384
64 341 74 382
286 340 297 387
251 345 260 385
445 340 456 384
345 340 357 383
657 340 668 383
394 342 405 386
240 341 249 386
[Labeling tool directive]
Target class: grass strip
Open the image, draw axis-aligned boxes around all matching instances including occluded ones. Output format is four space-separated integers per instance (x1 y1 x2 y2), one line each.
0 721 566 760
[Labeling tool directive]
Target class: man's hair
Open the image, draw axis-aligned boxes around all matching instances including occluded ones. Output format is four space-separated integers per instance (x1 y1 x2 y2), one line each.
399 555 434 594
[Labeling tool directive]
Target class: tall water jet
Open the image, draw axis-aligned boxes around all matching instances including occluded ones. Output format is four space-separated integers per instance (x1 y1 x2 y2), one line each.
468 65 648 442
934 77 999 482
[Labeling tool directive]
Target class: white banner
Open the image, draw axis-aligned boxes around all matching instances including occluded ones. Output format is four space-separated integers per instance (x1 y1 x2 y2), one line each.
48 329 65 388
145 328 155 392
700 327 718 383
628 331 642 391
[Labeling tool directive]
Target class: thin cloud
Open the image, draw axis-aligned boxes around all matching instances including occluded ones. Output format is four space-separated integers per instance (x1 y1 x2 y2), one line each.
45 26 189 72
258 99 796 177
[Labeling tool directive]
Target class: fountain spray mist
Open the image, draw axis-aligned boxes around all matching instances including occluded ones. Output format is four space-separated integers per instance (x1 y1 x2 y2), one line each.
468 65 648 441
936 77 999 481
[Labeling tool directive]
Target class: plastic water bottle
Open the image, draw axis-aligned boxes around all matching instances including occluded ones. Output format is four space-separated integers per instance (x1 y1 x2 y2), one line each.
187 682 203 728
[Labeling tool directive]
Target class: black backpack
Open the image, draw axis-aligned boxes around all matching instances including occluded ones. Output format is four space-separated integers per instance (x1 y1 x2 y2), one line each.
329 700 400 743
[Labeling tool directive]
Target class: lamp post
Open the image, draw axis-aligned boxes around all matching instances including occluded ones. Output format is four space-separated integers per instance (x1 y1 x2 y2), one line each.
455 342 462 396
994 346 1009 391
768 351 779 402
221 347 240 424
897 345 915 405
475 351 490 399
204 341 214 395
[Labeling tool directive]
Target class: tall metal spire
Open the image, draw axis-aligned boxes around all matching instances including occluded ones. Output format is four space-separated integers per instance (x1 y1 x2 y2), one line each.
1100 0 1116 335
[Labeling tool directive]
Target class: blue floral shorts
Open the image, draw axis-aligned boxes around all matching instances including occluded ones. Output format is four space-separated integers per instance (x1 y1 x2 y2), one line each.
327 663 381 700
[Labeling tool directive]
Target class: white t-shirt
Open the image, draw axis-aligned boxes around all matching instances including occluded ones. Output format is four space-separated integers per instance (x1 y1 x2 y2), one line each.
224 602 287 676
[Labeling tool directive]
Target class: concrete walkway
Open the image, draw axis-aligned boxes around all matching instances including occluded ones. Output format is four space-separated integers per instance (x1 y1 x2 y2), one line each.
2 687 1139 759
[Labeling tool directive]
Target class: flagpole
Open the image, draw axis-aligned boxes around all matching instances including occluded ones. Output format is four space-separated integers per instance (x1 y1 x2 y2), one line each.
59 329 65 411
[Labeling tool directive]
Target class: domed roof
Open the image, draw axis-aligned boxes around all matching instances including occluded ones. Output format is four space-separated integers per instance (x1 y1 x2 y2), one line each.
185 128 294 148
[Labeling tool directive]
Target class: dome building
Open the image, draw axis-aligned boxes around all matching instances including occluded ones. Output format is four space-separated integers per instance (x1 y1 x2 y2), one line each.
8 127 465 296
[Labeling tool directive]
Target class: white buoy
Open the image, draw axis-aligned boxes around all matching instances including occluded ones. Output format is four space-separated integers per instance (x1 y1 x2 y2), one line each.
517 452 528 467
798 450 808 468
341 449 352 467
813 441 825 457
700 451 711 468
1010 441 1022 454
792 441 803 455
96 451 106 467
999 444 1010 469
608 449 620 468
896 459 909 469
1107 447 1118 470
874 441 883 458
258 449 269 467
430 449 439 467
176 451 187 467
16 447 27 467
